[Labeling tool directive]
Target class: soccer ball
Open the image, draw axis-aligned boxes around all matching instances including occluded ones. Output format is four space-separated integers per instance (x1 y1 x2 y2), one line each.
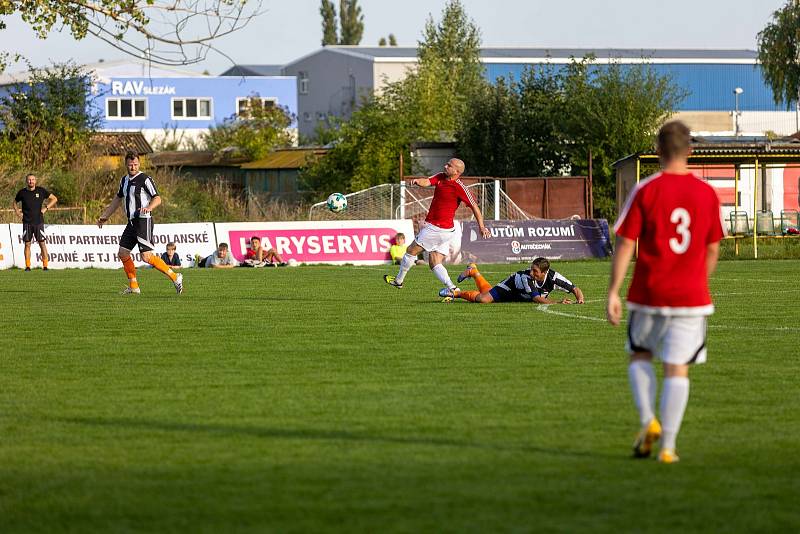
326 193 347 213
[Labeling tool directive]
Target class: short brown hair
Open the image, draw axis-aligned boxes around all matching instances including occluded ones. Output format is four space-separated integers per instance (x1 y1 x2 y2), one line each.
125 151 139 162
531 257 550 272
657 121 691 162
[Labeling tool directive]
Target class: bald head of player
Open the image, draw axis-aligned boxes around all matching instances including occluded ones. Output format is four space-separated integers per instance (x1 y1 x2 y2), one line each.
443 158 465 178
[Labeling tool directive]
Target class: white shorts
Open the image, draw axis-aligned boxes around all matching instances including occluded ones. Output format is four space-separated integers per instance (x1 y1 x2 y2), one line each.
626 311 707 365
415 223 457 255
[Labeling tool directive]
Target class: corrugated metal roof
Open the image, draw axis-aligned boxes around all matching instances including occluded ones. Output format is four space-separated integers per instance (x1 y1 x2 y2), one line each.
219 65 284 77
318 46 758 60
614 137 800 166
90 132 153 156
149 151 247 167
241 148 328 169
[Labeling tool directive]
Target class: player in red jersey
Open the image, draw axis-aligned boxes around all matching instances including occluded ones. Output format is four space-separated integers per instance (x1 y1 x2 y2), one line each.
607 121 725 463
383 158 491 292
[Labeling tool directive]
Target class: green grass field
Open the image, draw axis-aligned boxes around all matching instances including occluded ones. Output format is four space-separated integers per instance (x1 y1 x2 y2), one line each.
1 260 798 533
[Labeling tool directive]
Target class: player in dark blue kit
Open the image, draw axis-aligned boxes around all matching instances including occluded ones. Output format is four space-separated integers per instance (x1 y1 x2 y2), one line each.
440 257 585 304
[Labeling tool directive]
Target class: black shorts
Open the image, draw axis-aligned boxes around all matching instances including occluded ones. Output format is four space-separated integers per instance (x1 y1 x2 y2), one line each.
488 283 530 303
119 218 155 252
22 223 46 243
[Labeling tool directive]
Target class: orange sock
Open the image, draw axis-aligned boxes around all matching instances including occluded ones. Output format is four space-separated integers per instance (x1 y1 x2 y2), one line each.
42 255 48 269
147 255 178 282
473 271 492 293
458 290 480 302
122 256 139 289
25 257 31 269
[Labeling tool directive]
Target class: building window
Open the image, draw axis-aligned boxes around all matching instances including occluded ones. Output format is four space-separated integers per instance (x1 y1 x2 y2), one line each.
316 112 327 121
171 97 212 119
236 97 278 118
298 71 309 95
303 112 312 122
106 98 147 119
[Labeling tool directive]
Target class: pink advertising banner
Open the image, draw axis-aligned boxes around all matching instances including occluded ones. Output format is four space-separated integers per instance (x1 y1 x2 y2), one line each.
214 220 415 265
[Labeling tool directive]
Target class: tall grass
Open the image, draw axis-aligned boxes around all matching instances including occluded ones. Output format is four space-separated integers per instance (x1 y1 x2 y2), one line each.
0 159 312 224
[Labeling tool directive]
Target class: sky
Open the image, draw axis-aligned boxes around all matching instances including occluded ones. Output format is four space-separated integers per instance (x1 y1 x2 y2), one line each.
0 0 788 75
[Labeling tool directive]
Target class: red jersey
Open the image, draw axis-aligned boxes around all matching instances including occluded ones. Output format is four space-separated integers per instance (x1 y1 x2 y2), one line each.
424 173 476 229
614 171 725 315
246 248 268 261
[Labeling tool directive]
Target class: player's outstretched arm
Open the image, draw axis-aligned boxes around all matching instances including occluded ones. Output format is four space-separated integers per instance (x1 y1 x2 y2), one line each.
607 237 635 326
573 286 585 304
706 241 720 277
468 203 491 239
533 295 573 304
410 178 431 187
97 196 122 227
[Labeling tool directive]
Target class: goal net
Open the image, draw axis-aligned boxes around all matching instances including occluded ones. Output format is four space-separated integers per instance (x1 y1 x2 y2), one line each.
308 181 530 230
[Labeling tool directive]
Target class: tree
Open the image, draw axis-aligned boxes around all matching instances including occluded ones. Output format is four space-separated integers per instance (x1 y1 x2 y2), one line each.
203 99 294 161
302 0 486 196
457 58 685 219
339 0 364 45
0 62 101 169
0 1 262 69
410 0 484 135
458 66 570 178
757 0 800 108
561 59 685 218
378 33 398 47
320 0 338 46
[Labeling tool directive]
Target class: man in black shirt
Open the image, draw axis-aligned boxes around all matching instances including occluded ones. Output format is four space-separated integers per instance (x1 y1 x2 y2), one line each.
13 174 58 271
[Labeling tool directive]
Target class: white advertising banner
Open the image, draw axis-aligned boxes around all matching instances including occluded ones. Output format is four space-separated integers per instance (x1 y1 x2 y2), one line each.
0 225 14 269
215 219 416 265
6 223 217 269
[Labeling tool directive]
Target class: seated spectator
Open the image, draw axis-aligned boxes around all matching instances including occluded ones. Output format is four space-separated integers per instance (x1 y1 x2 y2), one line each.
243 236 287 267
390 232 427 266
390 233 407 264
205 243 238 269
160 242 182 269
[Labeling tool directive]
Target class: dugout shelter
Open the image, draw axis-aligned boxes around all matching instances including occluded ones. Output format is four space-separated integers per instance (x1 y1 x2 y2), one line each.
614 136 800 257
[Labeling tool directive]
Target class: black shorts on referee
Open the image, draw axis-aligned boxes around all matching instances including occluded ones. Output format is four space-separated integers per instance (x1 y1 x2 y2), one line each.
22 223 46 243
119 218 155 252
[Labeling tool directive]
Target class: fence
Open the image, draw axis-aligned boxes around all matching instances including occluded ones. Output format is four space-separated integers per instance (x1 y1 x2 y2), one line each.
0 206 87 224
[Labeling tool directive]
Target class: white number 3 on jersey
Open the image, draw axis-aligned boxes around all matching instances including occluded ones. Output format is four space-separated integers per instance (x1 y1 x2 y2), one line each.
669 207 691 254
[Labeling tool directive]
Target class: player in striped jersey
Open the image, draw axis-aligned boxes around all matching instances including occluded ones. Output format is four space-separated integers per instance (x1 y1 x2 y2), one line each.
97 152 183 294
441 257 584 304
383 158 491 292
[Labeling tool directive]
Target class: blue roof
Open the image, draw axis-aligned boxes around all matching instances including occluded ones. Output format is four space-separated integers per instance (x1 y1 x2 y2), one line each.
485 63 790 111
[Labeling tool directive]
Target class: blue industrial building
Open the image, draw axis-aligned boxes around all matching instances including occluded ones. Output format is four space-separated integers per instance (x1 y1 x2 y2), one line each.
280 47 797 138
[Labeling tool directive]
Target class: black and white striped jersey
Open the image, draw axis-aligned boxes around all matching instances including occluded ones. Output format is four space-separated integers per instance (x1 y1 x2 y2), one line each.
496 269 576 301
495 270 539 300
533 269 575 298
116 172 159 220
